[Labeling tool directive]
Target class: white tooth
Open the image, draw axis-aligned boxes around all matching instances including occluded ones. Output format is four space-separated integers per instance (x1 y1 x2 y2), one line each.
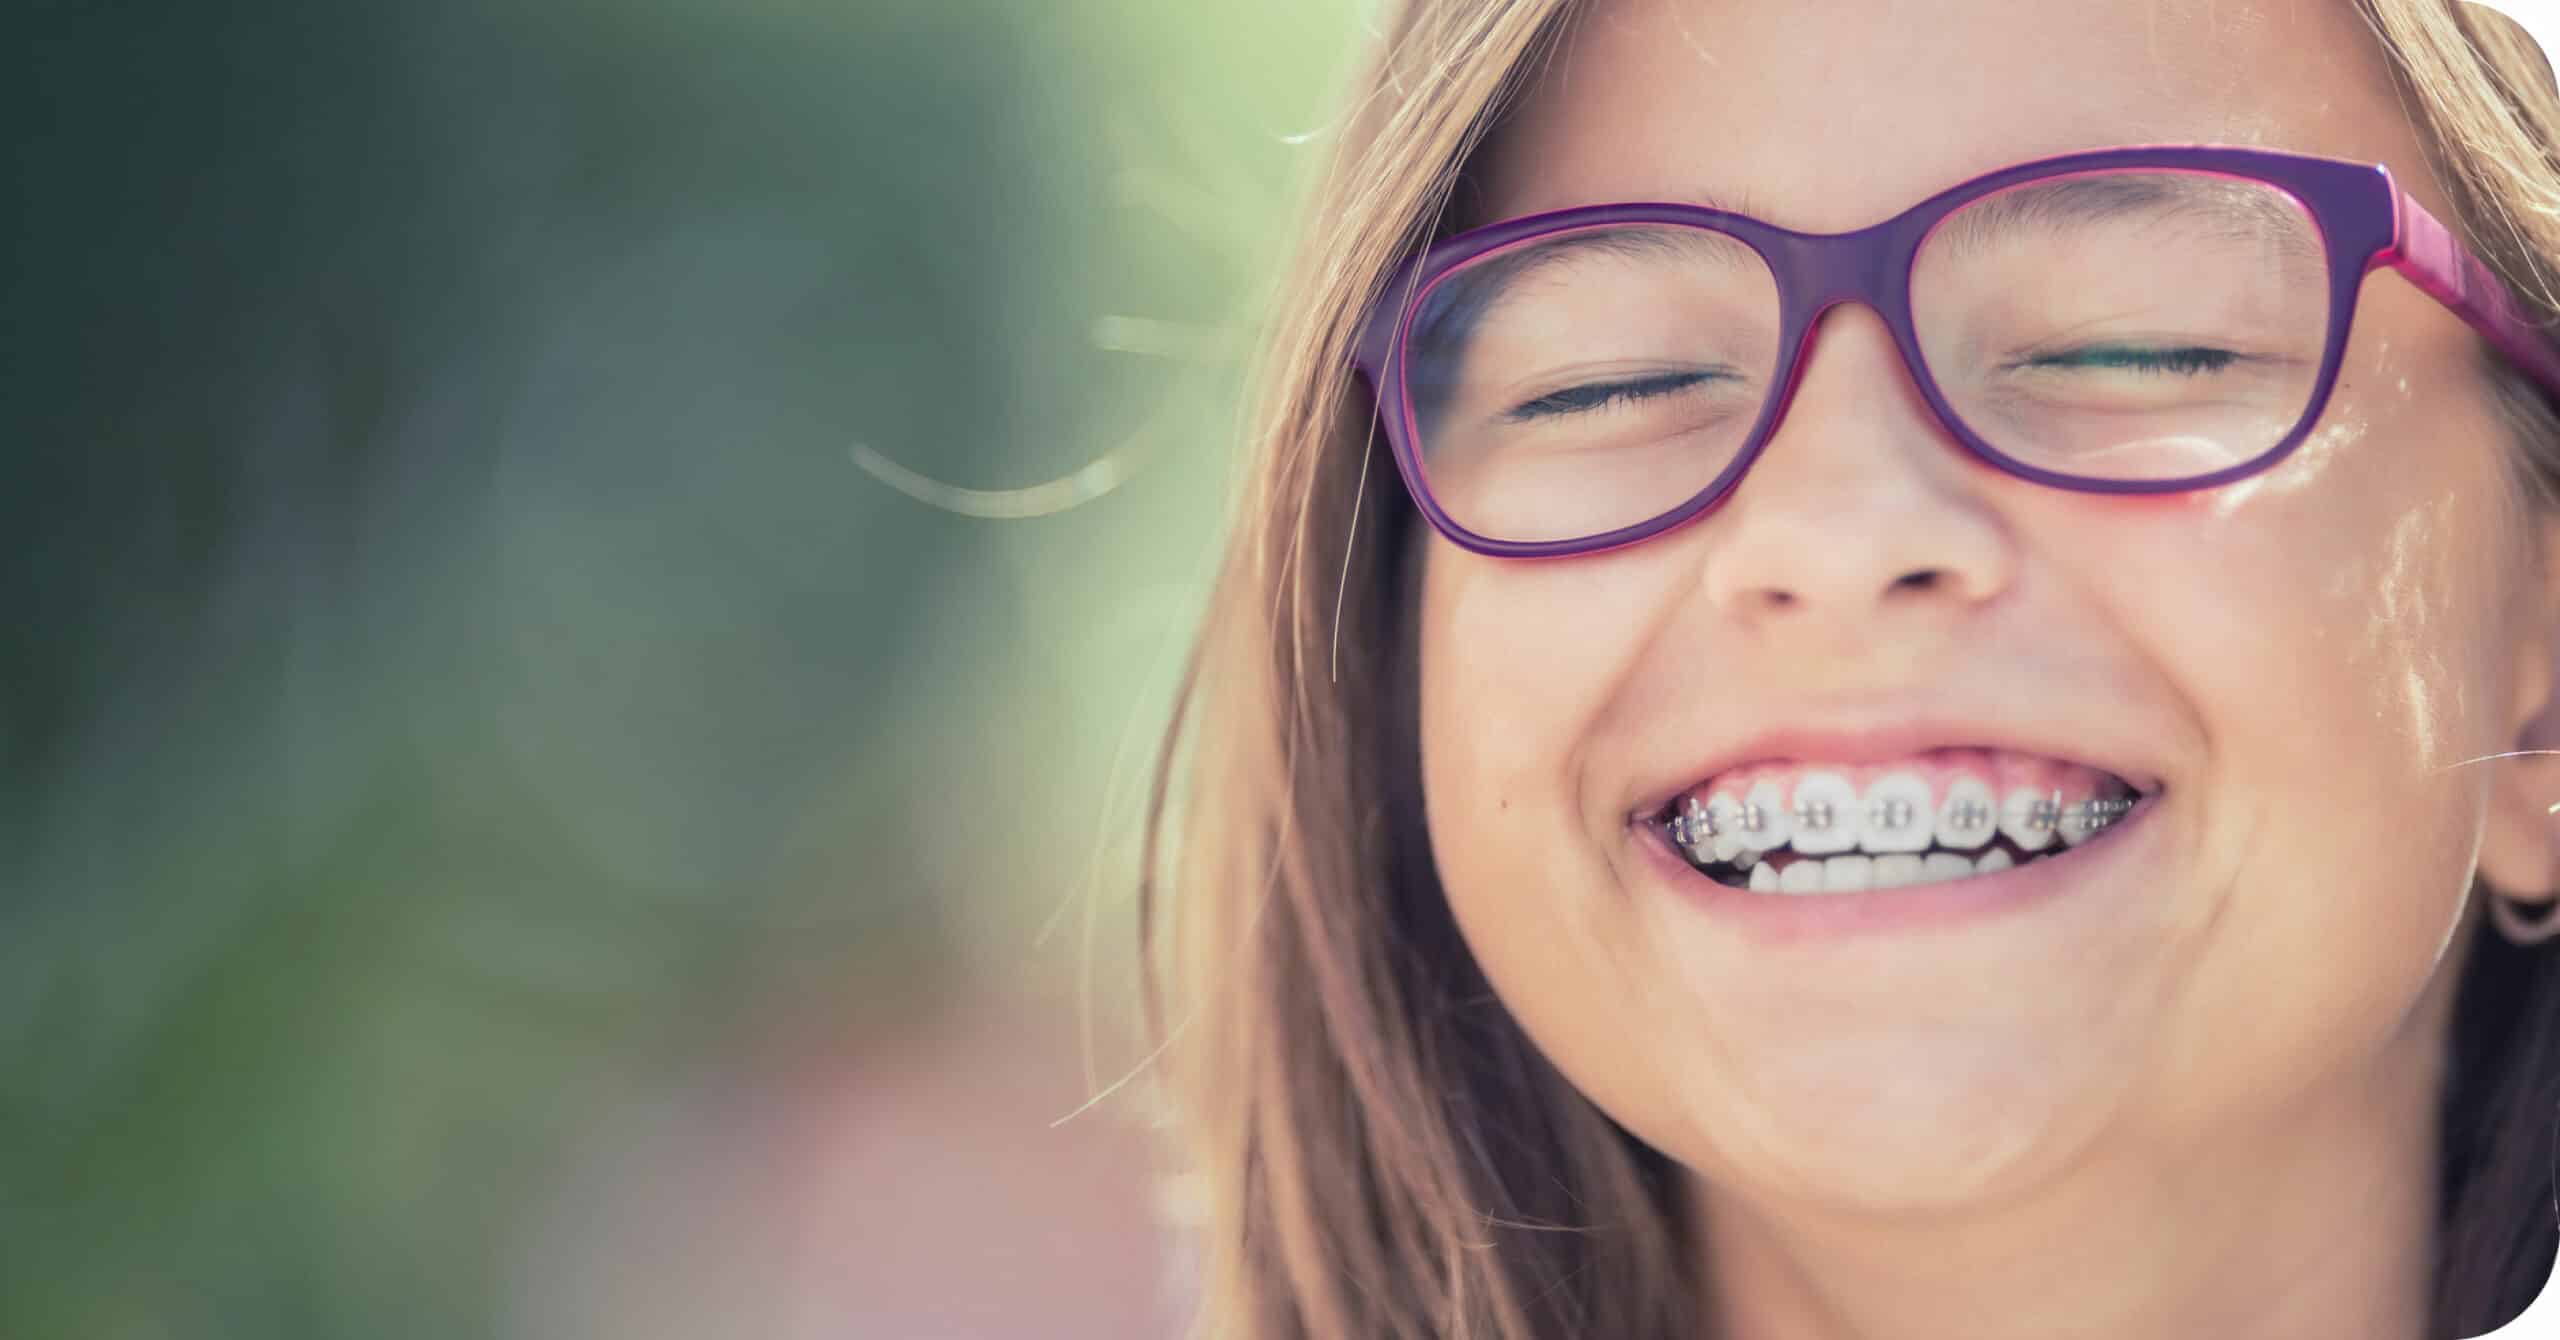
1677 797 1714 863
2059 799 2108 848
1749 862 1780 892
1743 779 1793 853
1975 848 2016 874
1922 852 1974 883
1707 791 1747 863
1780 860 1825 894
1787 771 1863 855
1856 771 1934 854
1871 853 1923 889
1932 776 1998 852
1998 786 2058 852
1823 854 1874 892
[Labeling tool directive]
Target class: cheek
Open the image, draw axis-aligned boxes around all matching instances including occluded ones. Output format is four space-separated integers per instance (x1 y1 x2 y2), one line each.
2144 389 2506 816
2103 402 2514 1127
1415 545 1678 1109
1415 548 1661 846
2203 422 2509 803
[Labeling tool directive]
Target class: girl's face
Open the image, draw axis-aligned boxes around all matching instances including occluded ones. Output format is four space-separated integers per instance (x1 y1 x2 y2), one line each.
1419 0 2560 1208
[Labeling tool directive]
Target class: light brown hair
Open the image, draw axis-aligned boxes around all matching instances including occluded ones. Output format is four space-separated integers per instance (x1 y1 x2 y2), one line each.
1138 2 2560 1334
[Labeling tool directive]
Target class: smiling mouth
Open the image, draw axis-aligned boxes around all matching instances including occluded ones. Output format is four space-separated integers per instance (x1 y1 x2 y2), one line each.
1647 772 2155 896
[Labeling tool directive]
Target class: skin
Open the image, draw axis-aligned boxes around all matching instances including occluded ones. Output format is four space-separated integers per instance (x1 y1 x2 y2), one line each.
1416 1 2560 1336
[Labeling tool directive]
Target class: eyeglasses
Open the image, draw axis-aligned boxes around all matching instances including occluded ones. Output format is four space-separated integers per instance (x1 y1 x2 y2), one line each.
1351 144 2560 558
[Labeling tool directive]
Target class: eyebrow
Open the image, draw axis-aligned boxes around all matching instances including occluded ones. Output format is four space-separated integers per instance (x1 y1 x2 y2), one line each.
1668 175 2314 260
1669 185 1772 219
1931 172 2323 263
1409 222 1762 357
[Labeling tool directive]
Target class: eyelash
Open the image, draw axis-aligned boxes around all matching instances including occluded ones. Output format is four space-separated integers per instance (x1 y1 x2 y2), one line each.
2020 345 2240 376
1508 370 1717 420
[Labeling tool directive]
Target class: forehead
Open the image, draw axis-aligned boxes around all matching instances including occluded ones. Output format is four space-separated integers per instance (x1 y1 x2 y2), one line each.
1478 0 2422 230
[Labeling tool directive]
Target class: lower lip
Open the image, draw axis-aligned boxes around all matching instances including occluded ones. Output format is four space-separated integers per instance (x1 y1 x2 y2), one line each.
1632 792 2165 946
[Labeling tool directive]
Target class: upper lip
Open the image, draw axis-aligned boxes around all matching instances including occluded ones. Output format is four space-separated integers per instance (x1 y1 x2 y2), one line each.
1629 714 2169 822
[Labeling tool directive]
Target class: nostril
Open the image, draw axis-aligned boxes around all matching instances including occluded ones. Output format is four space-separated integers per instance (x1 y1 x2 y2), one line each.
1893 569 1943 593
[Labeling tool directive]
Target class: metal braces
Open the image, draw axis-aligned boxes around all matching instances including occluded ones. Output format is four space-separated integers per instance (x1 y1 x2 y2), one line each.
1668 789 2138 850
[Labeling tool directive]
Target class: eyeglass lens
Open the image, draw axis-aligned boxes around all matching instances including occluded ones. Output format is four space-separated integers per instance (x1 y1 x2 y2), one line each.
1401 170 2333 545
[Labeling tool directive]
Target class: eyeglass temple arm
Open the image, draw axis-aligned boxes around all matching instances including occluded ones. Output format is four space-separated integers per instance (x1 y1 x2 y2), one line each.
2380 187 2560 398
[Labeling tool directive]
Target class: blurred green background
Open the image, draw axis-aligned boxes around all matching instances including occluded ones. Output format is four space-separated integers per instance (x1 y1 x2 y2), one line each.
5 3 1360 1335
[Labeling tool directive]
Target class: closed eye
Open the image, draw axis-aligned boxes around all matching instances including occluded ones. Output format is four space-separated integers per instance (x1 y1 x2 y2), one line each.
2002 344 2243 377
1503 370 1722 421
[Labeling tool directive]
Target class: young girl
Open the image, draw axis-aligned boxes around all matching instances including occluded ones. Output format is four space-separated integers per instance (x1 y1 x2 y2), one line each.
1140 2 2560 1335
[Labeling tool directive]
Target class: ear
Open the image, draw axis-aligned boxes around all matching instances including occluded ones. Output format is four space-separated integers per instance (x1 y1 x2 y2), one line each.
2478 514 2560 904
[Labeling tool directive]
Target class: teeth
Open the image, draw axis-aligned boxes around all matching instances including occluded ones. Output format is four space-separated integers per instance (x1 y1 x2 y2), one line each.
1999 787 2060 852
1871 853 1923 889
1932 776 1999 852
1669 804 1710 866
2059 795 2132 847
1669 774 2149 895
1857 772 1934 854
1788 772 1863 855
1823 854 1874 892
1675 796 1711 863
1743 779 1793 852
1735 849 2009 897
1707 790 1747 863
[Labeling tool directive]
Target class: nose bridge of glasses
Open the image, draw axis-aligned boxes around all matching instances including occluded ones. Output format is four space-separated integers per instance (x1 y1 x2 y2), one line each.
1772 215 1920 336
1755 217 1929 410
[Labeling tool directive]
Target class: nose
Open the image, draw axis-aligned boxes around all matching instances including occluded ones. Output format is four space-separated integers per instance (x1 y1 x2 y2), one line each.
1696 301 2016 639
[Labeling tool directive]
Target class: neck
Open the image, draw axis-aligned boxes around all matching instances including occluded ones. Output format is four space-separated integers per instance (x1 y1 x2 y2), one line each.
1690 957 2457 1340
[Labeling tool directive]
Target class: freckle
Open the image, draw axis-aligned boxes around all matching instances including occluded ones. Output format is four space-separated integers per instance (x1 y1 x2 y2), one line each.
1499 797 1511 812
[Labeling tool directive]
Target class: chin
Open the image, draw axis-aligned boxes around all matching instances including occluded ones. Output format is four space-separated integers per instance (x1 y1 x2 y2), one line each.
1649 1031 2128 1212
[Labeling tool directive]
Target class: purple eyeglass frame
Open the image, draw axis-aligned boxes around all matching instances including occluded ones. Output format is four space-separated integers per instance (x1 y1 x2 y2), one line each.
1350 144 2560 559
